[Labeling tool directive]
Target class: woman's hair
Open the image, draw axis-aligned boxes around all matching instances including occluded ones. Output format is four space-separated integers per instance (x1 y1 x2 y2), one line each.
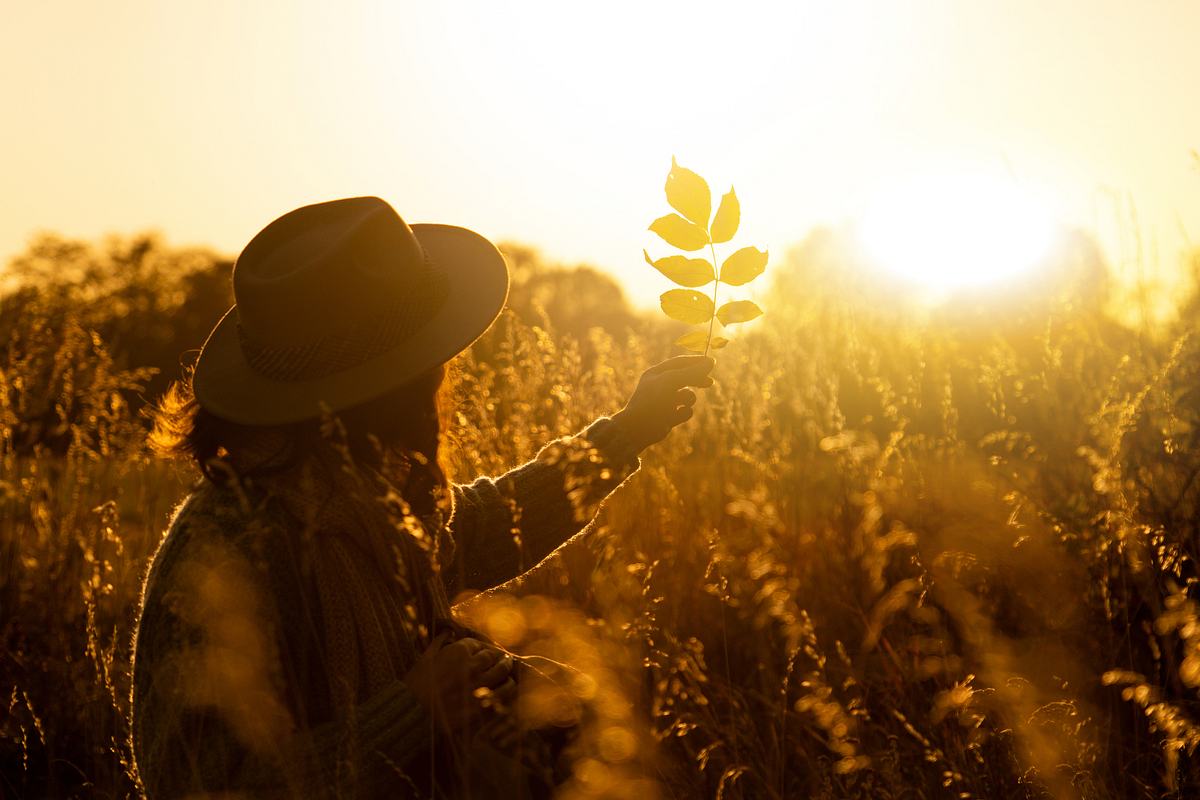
150 364 457 515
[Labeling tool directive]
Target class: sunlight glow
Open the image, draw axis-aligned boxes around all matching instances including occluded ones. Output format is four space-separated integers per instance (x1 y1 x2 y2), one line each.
858 169 1056 293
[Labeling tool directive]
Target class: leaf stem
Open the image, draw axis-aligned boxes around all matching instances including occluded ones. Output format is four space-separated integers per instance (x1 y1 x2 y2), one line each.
704 240 720 357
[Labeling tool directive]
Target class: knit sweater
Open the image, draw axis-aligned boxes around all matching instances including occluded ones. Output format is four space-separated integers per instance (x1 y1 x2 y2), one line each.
130 417 640 799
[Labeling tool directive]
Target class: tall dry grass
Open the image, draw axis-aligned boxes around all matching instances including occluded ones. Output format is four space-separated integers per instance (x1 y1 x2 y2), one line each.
3 229 1200 798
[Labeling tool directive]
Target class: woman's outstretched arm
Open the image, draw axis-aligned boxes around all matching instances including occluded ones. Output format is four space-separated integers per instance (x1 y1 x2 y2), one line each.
444 355 714 594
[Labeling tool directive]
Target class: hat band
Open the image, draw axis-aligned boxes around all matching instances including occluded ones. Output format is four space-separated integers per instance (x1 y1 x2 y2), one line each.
236 266 450 383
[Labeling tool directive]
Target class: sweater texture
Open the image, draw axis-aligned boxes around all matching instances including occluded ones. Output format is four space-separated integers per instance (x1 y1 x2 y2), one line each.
130 417 640 799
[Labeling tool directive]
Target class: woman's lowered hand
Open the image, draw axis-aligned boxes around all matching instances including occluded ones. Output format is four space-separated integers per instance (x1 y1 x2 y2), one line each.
403 635 516 734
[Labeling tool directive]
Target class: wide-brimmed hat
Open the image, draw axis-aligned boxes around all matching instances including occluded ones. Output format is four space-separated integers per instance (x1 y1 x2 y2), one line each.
193 196 509 425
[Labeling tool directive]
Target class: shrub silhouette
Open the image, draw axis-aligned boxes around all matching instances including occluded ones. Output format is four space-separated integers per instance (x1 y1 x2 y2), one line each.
2 232 233 408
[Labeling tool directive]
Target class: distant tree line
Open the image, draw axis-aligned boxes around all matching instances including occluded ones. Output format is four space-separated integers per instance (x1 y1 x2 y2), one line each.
0 232 651 453
4 223 1195 457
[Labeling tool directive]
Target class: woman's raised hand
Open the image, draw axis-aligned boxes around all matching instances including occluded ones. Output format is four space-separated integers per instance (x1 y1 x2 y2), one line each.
611 355 715 453
403 634 516 734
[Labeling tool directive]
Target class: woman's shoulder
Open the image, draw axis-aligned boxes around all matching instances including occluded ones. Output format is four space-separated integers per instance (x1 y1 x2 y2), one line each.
133 481 296 682
141 481 286 610
171 479 263 532
130 481 296 759
158 480 255 549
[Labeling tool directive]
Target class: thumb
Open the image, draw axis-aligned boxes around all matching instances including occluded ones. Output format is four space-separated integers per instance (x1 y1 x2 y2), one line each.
426 631 451 654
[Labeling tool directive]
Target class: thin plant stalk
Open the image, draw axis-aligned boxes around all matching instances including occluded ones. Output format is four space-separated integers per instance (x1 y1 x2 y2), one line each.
704 240 720 357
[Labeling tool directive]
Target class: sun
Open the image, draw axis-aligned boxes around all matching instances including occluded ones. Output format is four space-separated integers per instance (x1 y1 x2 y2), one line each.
858 168 1055 293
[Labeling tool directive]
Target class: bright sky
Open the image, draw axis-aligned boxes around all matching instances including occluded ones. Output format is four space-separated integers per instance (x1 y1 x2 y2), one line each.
2 0 1197 306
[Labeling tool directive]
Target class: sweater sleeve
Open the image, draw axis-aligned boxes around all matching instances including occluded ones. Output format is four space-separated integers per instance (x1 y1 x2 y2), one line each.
443 416 641 594
132 518 435 799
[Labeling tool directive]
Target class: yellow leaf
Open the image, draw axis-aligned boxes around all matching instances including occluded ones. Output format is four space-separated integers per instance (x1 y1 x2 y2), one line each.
649 214 709 252
665 156 711 228
675 329 728 352
660 289 715 324
716 299 763 325
710 188 739 244
675 330 709 352
644 250 714 287
720 247 768 286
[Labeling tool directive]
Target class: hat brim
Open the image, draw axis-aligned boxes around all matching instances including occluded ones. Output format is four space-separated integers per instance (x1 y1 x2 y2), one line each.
193 223 509 426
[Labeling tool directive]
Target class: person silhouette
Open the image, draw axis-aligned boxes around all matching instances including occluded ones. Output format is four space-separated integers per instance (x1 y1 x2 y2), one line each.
130 197 713 798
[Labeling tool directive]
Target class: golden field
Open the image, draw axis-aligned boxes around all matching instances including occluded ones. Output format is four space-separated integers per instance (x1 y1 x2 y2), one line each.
3 230 1200 798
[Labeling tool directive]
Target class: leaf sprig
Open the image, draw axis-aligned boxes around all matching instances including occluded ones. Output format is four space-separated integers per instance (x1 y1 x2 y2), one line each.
646 158 767 355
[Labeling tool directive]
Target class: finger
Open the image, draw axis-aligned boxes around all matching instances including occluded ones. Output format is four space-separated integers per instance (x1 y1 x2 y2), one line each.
671 406 695 426
468 645 511 674
454 637 487 655
472 653 515 688
658 359 716 389
492 676 518 703
478 676 518 709
469 648 502 672
474 679 515 710
426 632 452 653
443 640 474 661
675 388 697 407
645 355 714 376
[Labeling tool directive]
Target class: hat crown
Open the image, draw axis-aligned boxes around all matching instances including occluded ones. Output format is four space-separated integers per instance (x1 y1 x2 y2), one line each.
233 197 433 353
193 197 508 425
